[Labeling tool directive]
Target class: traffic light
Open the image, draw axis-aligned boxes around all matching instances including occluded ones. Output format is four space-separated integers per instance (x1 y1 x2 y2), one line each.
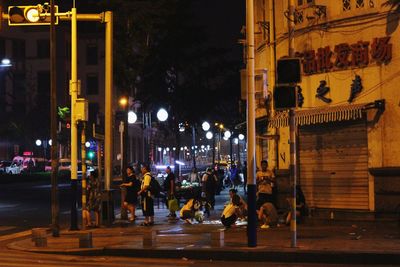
277 58 301 84
8 5 58 26
273 85 297 110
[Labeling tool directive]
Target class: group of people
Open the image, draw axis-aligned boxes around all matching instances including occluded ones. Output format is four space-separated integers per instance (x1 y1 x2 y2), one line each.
83 160 306 230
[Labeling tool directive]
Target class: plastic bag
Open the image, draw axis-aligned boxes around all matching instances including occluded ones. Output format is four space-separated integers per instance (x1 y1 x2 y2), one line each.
168 197 179 212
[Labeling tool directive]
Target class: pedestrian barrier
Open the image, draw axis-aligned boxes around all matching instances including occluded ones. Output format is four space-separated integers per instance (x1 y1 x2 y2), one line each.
142 230 156 248
31 228 47 247
78 231 93 248
210 229 225 247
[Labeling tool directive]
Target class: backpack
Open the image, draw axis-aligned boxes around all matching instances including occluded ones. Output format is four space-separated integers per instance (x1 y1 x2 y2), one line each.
149 176 162 197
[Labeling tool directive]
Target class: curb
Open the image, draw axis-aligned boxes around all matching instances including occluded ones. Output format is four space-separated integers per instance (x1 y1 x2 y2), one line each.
7 240 400 265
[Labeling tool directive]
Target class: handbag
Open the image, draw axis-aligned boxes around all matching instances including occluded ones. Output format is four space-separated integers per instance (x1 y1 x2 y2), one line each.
168 197 179 212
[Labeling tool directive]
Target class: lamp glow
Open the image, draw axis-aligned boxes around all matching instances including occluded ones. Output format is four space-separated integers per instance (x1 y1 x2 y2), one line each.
85 141 91 148
35 139 42 146
238 134 245 140
224 130 231 139
202 121 210 131
157 108 168 122
206 131 213 140
48 139 52 146
128 111 137 124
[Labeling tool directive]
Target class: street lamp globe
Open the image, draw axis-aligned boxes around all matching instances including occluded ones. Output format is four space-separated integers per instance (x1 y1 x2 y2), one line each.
202 121 210 131
223 136 229 141
206 131 213 140
234 138 239 145
1 58 12 67
85 141 91 148
238 134 245 140
48 139 52 146
35 139 42 146
157 108 168 122
224 130 231 139
128 111 137 124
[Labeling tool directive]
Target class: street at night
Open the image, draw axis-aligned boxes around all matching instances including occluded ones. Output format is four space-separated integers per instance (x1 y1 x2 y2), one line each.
1 0 400 265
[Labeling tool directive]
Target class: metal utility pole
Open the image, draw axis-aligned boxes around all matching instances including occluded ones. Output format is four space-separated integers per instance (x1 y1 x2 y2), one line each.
69 6 79 231
288 0 298 248
80 122 87 230
192 125 196 169
50 0 60 237
246 0 257 247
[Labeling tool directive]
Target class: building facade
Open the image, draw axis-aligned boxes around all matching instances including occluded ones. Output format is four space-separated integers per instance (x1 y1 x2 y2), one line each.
248 0 400 213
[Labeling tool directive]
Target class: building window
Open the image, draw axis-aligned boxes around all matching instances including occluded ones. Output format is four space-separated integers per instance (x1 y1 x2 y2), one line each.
89 103 99 122
356 0 364 8
86 74 98 95
86 44 98 65
12 39 25 60
0 38 5 59
343 0 351 11
37 39 50 58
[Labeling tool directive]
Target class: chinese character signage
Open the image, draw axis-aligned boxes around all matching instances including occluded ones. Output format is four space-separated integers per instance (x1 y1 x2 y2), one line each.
295 37 392 75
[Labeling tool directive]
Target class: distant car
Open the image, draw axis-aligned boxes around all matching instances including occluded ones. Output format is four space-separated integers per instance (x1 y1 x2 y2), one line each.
58 158 94 178
6 162 23 174
0 160 12 173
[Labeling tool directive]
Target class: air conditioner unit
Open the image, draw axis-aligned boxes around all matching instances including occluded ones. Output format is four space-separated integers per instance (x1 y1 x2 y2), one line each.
240 69 268 100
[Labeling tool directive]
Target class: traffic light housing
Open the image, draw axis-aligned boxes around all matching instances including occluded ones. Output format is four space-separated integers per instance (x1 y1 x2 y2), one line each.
273 85 297 110
8 5 59 26
277 58 301 84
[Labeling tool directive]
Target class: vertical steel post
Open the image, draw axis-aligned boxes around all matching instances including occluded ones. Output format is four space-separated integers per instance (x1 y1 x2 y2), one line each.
50 0 60 237
192 125 196 169
81 122 87 230
288 0 297 248
69 7 79 231
246 0 257 247
104 11 113 192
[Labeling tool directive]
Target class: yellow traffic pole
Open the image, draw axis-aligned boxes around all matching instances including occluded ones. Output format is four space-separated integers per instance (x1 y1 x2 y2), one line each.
69 7 79 230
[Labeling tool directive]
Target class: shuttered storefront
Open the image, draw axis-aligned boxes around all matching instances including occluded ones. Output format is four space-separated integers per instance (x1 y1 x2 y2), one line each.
299 120 369 210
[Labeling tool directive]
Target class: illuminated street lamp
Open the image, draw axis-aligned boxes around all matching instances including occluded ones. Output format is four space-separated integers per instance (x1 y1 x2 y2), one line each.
127 111 137 124
202 121 210 131
156 108 168 122
0 58 12 67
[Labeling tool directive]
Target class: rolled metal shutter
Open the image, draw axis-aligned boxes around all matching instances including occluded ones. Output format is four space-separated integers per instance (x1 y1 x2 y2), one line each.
299 120 369 210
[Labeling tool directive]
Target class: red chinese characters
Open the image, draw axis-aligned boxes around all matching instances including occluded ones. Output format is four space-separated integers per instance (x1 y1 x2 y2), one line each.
299 37 392 75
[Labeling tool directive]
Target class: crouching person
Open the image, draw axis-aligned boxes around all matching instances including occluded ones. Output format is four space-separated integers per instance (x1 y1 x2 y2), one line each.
180 198 201 224
221 194 241 228
258 202 278 229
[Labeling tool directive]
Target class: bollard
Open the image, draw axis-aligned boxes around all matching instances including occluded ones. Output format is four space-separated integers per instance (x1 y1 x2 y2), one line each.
210 229 225 247
142 231 156 248
31 228 47 247
78 231 93 248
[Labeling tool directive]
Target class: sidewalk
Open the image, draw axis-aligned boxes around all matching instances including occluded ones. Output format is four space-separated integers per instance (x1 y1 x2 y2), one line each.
7 188 400 265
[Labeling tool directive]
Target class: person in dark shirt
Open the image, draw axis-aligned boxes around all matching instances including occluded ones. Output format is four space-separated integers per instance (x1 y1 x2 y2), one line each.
164 166 176 218
120 166 141 222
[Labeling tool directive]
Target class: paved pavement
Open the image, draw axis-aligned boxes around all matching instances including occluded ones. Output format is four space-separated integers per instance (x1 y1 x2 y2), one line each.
6 187 400 265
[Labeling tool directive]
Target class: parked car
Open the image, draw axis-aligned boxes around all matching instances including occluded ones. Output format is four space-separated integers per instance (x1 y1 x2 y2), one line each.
0 160 12 173
5 162 23 174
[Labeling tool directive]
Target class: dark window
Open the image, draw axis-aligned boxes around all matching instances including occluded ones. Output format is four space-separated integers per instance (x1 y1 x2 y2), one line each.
12 39 25 60
86 44 98 65
89 103 99 122
0 38 5 59
86 74 98 95
37 39 50 58
13 73 26 113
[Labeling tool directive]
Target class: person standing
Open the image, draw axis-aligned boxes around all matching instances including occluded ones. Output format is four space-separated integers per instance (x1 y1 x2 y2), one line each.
164 166 177 218
256 160 276 209
120 166 141 222
137 164 154 226
83 170 101 227
189 167 199 183
202 167 218 216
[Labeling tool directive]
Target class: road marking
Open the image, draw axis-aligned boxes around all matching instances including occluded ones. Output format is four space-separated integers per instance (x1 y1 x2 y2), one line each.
0 230 31 242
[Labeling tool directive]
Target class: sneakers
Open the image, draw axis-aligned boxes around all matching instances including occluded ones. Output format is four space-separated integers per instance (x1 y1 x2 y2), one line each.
261 224 270 229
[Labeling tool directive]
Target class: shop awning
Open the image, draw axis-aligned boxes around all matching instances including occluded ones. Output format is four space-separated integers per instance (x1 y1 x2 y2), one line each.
268 100 384 128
